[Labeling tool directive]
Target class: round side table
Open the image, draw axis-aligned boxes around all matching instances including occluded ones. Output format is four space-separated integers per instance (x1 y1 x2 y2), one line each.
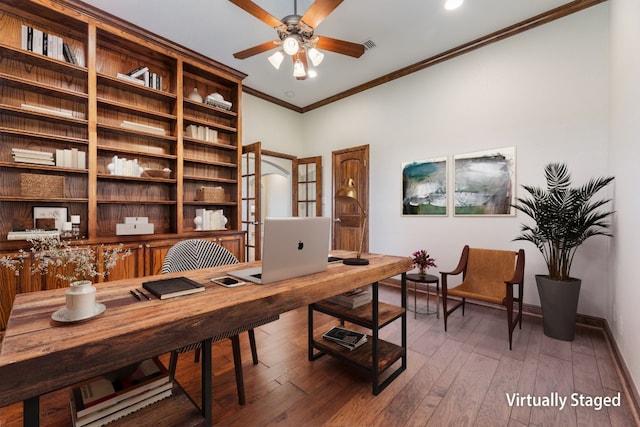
406 273 439 319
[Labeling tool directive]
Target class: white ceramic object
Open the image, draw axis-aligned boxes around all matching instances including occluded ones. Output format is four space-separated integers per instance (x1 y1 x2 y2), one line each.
64 280 96 320
188 88 203 102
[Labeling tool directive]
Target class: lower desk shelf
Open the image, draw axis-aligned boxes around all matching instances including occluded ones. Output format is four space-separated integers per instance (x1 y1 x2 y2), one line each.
39 381 205 427
311 332 405 375
105 382 204 427
308 281 407 395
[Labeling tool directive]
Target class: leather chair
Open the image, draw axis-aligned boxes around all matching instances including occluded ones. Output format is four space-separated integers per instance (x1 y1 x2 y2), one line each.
441 245 525 350
162 239 278 405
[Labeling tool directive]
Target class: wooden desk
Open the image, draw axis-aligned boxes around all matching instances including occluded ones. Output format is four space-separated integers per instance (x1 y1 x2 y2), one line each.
0 251 411 426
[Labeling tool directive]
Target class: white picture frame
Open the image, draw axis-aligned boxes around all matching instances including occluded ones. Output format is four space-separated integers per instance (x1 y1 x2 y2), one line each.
33 207 68 231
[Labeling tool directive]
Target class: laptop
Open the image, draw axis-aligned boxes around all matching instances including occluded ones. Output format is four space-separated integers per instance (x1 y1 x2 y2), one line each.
229 217 331 284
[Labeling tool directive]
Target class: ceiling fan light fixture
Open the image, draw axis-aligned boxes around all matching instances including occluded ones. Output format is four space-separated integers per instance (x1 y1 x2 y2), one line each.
307 69 317 78
283 36 300 55
307 48 325 67
268 50 285 69
444 0 463 10
292 58 306 77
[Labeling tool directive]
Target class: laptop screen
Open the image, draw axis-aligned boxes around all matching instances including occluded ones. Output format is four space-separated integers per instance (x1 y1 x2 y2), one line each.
231 217 331 284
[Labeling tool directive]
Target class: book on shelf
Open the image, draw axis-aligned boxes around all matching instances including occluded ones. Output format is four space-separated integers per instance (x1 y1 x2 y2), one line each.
69 357 171 421
127 66 148 78
63 42 78 65
12 147 55 166
20 25 65 61
7 230 60 240
116 73 145 86
326 288 371 309
322 326 368 351
142 276 205 300
120 120 166 135
55 148 86 169
21 103 73 118
71 387 172 427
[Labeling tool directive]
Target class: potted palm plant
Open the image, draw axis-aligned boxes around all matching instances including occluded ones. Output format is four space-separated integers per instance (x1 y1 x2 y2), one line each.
512 163 614 341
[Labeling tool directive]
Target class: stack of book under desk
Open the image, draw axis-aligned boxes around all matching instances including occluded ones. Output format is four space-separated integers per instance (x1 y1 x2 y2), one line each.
69 357 174 427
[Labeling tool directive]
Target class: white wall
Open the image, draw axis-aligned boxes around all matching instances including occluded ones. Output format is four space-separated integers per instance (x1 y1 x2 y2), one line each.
609 0 640 401
303 4 610 317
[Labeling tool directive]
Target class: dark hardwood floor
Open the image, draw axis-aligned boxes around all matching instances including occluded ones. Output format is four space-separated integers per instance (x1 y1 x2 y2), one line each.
1 285 638 426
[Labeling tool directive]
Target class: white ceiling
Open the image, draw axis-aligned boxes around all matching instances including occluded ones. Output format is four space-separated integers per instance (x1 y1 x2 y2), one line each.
81 0 574 108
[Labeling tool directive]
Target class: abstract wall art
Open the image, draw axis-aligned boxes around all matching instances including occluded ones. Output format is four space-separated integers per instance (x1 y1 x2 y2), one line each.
402 157 447 216
453 147 516 216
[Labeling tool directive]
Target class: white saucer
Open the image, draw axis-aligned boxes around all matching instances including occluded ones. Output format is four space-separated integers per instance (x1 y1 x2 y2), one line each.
51 303 106 323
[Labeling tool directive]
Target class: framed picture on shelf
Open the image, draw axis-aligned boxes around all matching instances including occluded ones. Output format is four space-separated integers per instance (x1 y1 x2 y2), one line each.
402 156 448 216
33 207 68 231
453 146 516 216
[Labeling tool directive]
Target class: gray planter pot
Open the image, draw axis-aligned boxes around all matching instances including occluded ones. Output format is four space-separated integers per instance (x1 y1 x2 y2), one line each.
536 275 582 341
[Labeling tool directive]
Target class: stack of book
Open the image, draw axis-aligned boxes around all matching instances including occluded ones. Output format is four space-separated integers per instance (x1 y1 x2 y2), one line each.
21 24 73 63
322 326 368 351
326 288 371 309
70 357 172 427
12 148 54 166
116 66 162 90
56 148 87 169
185 124 218 142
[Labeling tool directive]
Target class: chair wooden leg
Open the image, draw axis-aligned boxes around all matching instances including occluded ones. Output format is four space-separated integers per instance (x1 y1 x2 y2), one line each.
230 335 246 405
506 303 514 351
169 350 179 382
194 347 201 363
248 329 258 365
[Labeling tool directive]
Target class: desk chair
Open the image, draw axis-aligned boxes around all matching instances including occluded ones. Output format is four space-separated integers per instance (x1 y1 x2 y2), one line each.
162 239 277 405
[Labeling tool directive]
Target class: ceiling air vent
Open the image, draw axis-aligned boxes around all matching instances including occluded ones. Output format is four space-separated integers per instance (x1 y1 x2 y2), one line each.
362 39 376 51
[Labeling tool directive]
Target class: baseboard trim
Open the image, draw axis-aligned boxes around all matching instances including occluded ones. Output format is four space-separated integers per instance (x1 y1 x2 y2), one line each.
381 277 640 422
382 278 605 327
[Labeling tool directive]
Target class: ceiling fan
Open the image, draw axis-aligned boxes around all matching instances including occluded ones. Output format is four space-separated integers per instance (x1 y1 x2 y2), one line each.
229 0 365 80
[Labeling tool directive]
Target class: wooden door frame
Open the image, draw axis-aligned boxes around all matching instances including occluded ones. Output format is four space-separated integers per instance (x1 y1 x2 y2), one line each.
242 144 322 260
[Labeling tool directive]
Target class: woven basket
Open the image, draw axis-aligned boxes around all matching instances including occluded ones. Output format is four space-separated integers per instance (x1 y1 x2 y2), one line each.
21 173 64 198
195 186 225 202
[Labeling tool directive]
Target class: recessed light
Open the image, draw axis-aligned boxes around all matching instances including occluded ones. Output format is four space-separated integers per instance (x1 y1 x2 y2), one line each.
445 0 463 10
285 91 295 98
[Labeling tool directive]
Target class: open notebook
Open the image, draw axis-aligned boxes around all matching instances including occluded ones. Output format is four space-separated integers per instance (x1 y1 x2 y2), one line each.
229 217 330 284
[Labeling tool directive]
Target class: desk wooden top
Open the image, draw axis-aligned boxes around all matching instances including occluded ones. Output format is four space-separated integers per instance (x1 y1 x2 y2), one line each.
0 251 411 407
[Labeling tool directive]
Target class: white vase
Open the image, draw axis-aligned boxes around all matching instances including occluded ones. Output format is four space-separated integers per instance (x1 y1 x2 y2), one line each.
65 280 96 319
188 88 203 102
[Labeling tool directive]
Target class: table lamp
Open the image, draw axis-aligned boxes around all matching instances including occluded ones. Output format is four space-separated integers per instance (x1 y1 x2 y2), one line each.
335 178 369 265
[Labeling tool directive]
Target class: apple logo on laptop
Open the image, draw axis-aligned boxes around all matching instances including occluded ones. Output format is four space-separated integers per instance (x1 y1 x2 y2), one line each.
297 240 304 250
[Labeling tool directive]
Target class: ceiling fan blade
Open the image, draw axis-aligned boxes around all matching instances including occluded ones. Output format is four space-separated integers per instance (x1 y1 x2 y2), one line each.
293 52 308 80
233 40 278 59
316 36 365 58
301 0 343 28
228 0 283 28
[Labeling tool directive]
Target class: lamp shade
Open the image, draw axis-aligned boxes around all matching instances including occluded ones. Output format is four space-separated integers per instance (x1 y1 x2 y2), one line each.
336 178 357 200
293 58 306 77
307 48 325 67
268 51 285 69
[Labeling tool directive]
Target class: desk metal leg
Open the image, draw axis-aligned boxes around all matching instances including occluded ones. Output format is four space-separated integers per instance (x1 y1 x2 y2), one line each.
23 397 39 427
201 337 213 426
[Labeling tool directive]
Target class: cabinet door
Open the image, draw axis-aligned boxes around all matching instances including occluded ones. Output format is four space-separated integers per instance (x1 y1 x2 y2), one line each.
98 243 144 282
144 240 177 276
214 234 245 262
0 251 30 330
